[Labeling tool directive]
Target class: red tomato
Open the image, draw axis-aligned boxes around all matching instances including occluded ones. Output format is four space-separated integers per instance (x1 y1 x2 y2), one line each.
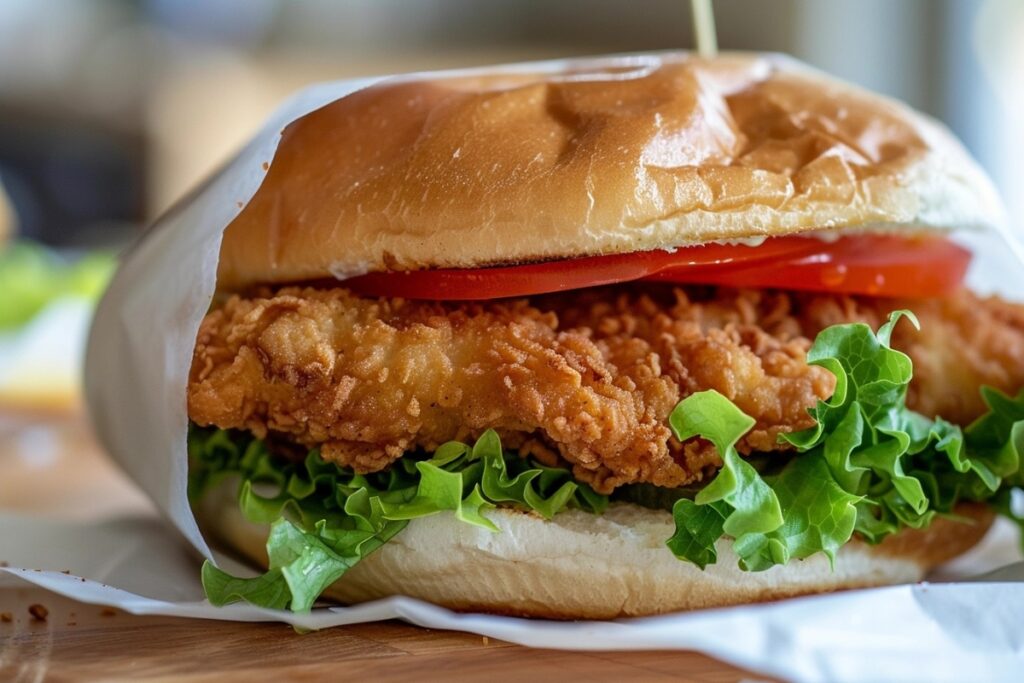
343 235 971 301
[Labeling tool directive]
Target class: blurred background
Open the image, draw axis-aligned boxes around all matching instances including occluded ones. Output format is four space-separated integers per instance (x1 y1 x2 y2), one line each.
0 0 1022 247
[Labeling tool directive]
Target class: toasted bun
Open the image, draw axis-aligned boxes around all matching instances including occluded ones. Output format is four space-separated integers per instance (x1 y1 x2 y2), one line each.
217 52 1003 291
199 482 993 618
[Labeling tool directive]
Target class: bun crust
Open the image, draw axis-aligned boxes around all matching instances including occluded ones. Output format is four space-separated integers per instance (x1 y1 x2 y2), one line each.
217 52 1003 291
199 485 994 619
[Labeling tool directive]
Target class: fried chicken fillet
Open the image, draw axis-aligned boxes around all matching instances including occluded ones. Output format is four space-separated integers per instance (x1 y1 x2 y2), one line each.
187 286 1024 494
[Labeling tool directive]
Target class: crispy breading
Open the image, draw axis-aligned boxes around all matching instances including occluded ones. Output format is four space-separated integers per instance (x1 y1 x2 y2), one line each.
553 288 837 454
187 286 1024 492
794 293 1024 425
187 287 834 492
556 286 1024 426
189 290 683 492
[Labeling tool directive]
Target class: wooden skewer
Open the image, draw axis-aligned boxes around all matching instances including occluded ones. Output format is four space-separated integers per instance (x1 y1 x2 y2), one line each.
691 0 718 58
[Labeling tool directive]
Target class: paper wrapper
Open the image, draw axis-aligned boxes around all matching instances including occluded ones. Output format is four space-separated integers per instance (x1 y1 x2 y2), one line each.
3 55 1024 683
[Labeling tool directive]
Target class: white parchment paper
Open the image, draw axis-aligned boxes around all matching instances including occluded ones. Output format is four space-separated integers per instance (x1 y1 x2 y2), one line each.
3 54 1024 683
1 515 1022 683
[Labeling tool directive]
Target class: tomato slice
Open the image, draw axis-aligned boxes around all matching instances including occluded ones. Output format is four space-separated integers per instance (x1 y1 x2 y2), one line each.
646 235 971 298
343 235 971 301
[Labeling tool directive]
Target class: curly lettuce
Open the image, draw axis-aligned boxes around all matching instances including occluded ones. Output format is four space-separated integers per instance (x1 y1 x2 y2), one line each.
191 311 1024 612
665 312 1024 570
190 426 607 612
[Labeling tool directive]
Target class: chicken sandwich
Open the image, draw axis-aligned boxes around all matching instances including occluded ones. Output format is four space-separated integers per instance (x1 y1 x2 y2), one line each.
185 54 1024 617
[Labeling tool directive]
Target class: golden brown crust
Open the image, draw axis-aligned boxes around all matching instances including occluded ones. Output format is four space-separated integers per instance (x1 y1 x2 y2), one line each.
217 53 1002 290
188 285 1024 493
556 285 1024 426
553 287 837 451
187 286 838 492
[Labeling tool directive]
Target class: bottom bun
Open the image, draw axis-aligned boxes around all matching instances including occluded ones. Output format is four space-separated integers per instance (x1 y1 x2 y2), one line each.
197 481 993 619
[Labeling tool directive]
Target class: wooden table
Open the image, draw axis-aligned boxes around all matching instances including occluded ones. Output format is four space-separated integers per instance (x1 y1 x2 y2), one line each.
0 413 769 682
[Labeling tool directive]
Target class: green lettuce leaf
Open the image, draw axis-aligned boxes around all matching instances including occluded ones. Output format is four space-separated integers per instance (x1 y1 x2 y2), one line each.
666 391 861 570
669 390 782 537
731 455 861 571
665 500 728 569
269 519 355 613
191 427 607 612
664 311 1024 571
202 563 291 611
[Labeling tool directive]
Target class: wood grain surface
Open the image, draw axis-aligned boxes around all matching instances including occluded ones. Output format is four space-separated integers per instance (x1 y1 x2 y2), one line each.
0 413 775 683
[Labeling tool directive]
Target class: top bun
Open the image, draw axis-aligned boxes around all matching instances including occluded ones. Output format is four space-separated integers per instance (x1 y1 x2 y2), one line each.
217 52 1004 290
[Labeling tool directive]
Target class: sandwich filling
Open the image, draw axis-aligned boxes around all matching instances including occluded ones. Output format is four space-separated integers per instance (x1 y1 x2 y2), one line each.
187 273 1024 612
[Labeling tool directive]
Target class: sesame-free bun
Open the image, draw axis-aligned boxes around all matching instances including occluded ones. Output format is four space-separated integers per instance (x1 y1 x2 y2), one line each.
217 52 1003 291
198 482 994 618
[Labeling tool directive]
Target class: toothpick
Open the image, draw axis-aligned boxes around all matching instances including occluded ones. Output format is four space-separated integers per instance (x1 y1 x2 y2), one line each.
691 0 718 58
